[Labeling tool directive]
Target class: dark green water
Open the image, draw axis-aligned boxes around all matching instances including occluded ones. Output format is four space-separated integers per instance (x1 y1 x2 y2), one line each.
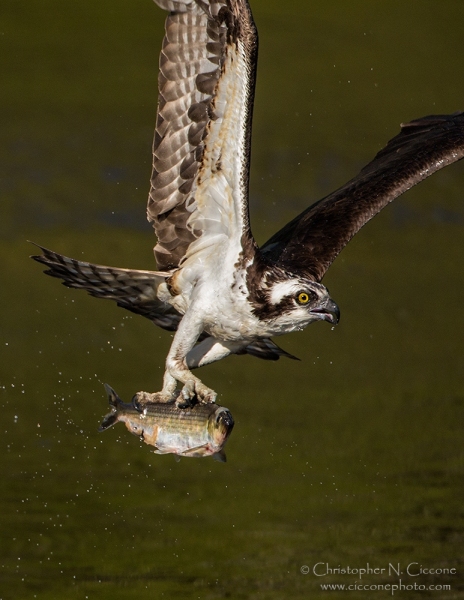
1 1 464 598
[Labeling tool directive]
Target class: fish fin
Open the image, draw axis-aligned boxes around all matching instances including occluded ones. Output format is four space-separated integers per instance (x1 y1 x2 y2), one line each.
99 383 122 432
104 383 121 409
173 455 181 463
179 445 204 456
98 412 118 432
212 450 227 463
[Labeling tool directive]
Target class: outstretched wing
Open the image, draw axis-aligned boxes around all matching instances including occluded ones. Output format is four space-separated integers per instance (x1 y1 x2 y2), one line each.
261 112 464 282
31 245 181 330
148 0 258 270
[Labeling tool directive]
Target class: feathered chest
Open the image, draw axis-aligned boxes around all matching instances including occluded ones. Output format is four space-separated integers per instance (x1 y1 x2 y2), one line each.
166 247 267 341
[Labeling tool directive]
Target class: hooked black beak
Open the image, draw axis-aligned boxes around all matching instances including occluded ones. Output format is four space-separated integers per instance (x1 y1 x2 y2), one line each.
310 298 340 325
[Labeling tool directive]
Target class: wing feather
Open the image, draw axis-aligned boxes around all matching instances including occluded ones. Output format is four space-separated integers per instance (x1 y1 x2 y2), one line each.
31 245 181 330
261 112 464 281
149 0 258 270
240 339 300 362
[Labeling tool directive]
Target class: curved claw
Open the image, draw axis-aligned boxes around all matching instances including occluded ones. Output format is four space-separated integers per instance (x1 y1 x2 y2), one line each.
175 394 196 409
181 379 196 401
180 379 217 405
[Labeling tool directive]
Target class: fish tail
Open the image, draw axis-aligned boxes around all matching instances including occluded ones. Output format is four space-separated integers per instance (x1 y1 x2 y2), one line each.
98 412 119 432
104 383 120 409
98 384 122 432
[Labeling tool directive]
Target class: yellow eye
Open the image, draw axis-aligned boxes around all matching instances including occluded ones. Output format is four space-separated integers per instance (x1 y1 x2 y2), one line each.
297 292 310 305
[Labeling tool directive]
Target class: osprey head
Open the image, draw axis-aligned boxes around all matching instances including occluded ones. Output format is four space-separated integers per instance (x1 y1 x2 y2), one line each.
251 271 340 334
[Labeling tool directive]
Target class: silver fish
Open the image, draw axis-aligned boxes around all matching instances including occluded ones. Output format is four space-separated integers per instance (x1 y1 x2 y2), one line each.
99 385 234 461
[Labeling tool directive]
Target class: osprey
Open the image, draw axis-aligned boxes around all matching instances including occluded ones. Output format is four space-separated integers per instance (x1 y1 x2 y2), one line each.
33 0 464 406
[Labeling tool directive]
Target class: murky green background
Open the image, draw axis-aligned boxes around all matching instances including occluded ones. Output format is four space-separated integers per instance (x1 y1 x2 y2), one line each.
1 1 464 598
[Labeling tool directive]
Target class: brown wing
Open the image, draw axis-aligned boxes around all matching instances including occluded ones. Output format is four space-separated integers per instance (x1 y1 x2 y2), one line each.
31 245 181 330
261 112 464 282
148 0 258 270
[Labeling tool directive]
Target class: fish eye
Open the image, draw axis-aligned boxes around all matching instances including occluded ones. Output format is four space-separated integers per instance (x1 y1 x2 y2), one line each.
296 291 311 305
